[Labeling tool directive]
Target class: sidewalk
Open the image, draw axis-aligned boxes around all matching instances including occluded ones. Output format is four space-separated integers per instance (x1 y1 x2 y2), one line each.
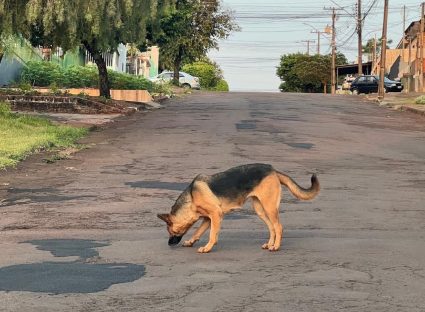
367 92 425 117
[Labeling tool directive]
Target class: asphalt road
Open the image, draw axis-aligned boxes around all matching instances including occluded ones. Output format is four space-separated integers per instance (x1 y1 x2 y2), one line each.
1 92 425 311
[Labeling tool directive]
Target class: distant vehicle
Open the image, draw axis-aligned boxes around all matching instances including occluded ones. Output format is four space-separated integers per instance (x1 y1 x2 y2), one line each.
149 71 200 89
350 75 403 94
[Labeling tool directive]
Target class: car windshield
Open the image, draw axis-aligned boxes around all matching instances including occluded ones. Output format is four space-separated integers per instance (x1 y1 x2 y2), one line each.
373 76 394 83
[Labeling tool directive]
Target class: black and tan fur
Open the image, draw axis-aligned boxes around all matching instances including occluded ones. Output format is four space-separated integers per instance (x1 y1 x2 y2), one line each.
158 164 320 253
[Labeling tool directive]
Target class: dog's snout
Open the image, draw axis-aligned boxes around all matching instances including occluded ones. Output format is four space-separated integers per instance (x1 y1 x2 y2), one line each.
168 235 183 246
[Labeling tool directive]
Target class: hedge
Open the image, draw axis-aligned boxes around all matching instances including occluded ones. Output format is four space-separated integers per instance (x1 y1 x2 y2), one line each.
21 61 153 91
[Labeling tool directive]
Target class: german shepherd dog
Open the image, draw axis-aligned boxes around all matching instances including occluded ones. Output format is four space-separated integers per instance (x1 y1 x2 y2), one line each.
158 164 319 253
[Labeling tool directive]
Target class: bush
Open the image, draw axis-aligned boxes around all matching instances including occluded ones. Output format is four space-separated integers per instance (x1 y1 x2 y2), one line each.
63 65 98 88
213 79 229 92
415 95 425 105
21 61 64 87
0 101 11 116
182 61 222 90
20 61 152 91
151 81 173 96
108 70 153 91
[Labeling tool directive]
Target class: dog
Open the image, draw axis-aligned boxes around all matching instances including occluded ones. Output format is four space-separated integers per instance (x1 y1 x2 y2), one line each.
157 163 320 253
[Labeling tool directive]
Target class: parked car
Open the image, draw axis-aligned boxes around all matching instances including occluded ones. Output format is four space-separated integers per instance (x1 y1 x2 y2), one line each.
350 75 403 94
149 71 200 89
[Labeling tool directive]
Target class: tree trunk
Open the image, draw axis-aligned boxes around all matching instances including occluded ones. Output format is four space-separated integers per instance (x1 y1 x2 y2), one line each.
94 57 110 98
173 47 183 86
173 59 181 86
323 81 327 94
0 52 4 65
83 41 111 98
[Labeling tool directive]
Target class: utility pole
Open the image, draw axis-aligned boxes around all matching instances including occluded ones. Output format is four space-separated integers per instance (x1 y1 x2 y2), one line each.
378 0 389 99
324 6 341 95
408 35 412 92
301 40 315 55
331 8 337 94
420 2 424 92
357 0 363 75
311 30 326 55
402 5 406 63
372 35 377 74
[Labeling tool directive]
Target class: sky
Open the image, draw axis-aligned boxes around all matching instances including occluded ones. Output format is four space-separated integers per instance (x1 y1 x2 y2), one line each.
208 0 424 92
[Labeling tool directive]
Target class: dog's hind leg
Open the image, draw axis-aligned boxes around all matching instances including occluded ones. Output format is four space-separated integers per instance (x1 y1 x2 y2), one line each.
259 188 283 252
252 197 276 249
183 217 211 247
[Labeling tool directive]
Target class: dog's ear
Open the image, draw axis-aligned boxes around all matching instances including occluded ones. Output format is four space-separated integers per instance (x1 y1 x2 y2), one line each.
157 213 172 225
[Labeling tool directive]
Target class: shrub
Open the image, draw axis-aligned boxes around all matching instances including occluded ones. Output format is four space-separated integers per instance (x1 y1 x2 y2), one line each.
108 70 153 91
415 95 425 105
213 79 229 92
182 61 221 89
18 82 33 93
63 65 98 88
21 61 64 87
0 101 11 116
151 81 173 96
20 61 152 91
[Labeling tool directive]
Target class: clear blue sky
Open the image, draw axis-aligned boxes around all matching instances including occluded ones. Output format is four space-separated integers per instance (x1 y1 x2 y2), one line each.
209 0 423 92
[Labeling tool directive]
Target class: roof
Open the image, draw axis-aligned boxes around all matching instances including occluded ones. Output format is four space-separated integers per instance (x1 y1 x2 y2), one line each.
396 20 422 48
336 62 373 75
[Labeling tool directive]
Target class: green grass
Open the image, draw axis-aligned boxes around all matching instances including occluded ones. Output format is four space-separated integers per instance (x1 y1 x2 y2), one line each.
0 102 88 169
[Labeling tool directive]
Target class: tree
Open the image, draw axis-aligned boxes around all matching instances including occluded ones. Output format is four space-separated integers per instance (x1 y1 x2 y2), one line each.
1 0 172 97
276 53 308 92
363 37 393 54
153 0 239 84
277 52 347 93
0 0 28 64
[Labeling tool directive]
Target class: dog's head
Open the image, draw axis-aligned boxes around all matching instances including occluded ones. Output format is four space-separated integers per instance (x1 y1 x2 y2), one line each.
157 213 197 246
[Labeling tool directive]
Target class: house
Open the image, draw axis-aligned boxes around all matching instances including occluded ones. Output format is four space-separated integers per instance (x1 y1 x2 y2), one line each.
380 19 424 92
84 44 127 73
126 46 159 79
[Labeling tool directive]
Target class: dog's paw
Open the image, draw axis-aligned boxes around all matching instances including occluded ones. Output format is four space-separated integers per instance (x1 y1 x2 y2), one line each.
197 246 212 253
268 245 280 252
261 243 270 249
183 240 194 247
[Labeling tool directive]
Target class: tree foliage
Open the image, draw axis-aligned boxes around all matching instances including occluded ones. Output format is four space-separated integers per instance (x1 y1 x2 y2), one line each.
152 0 239 83
0 0 28 63
277 52 347 93
182 58 223 89
362 37 393 54
1 0 172 97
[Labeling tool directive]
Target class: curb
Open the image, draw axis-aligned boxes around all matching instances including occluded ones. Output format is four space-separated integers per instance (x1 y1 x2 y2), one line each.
400 106 425 117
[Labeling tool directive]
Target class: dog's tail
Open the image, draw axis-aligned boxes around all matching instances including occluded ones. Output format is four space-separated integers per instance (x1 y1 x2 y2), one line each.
276 171 320 200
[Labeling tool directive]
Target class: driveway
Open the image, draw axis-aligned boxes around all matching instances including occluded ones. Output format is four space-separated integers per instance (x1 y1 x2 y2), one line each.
1 92 425 311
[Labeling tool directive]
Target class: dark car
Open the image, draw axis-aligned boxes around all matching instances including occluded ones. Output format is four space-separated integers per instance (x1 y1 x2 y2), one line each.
350 75 403 94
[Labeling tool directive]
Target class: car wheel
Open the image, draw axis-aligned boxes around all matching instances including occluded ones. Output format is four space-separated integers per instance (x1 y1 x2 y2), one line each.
352 89 359 95
384 87 389 93
182 83 191 89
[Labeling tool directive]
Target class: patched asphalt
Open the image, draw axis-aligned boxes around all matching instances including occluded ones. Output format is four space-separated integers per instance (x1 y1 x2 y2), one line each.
0 92 425 311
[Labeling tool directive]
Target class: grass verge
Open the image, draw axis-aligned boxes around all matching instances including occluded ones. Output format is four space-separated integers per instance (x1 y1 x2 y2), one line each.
0 102 88 169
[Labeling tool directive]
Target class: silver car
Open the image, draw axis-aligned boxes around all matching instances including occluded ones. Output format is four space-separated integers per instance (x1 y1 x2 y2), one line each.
150 71 200 89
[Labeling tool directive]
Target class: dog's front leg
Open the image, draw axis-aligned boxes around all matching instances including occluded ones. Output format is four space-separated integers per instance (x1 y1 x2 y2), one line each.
183 217 211 247
197 210 222 253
